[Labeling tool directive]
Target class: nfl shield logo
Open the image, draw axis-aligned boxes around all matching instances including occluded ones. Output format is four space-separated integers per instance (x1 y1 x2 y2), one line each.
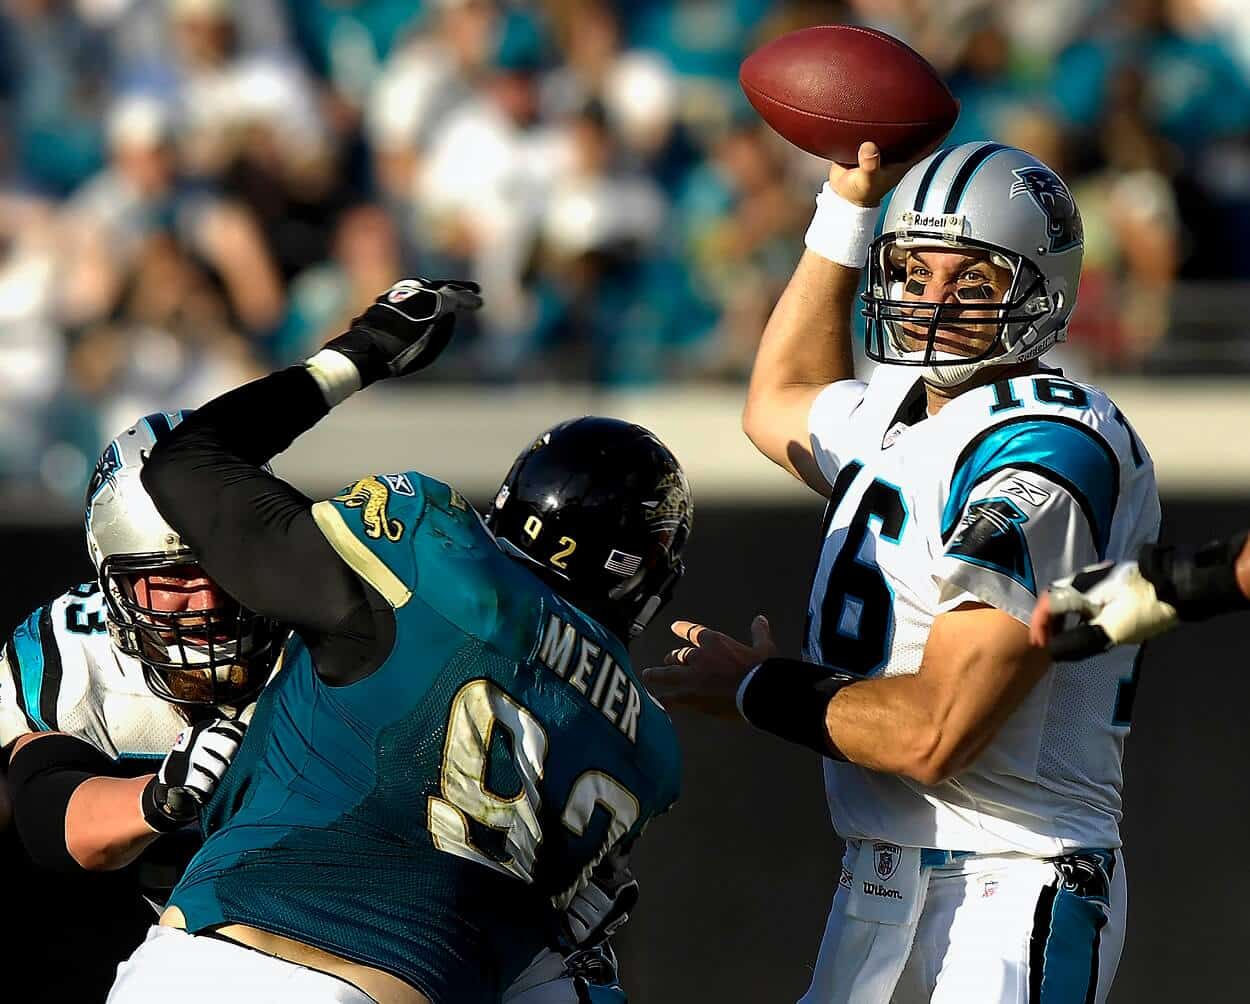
873 841 901 882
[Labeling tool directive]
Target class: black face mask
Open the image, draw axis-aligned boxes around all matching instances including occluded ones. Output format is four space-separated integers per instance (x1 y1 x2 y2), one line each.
863 235 1051 370
100 553 280 706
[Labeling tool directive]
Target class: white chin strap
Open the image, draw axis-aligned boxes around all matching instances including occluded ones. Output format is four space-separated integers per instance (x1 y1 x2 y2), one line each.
894 349 998 390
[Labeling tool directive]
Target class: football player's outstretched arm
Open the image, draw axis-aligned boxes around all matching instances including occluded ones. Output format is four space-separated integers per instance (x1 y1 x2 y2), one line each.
743 142 920 496
814 604 1049 784
141 279 481 684
646 603 1048 786
7 719 245 872
1033 529 1250 660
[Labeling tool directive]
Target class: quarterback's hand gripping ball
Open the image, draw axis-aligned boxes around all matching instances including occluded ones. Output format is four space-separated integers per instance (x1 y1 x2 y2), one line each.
1032 561 1179 662
327 277 483 386
141 717 248 832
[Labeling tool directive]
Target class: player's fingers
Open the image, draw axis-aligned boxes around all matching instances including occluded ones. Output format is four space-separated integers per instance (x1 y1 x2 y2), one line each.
1047 584 1095 617
671 620 708 646
1029 593 1054 648
1048 624 1111 662
664 647 696 666
750 614 775 654
640 666 688 699
858 141 881 172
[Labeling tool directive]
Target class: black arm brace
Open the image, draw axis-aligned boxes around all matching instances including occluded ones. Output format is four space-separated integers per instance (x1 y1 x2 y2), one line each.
141 366 395 684
9 734 120 873
737 657 859 760
1141 530 1250 621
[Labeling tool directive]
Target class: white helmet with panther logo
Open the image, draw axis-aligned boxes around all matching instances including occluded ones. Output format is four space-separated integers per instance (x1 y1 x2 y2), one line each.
85 412 279 706
862 141 1084 388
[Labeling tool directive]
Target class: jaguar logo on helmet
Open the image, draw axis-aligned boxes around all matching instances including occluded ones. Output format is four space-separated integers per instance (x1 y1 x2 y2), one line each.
1009 167 1082 253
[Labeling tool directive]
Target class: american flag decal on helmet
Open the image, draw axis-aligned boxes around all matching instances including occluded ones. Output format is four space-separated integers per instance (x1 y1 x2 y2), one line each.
604 550 643 577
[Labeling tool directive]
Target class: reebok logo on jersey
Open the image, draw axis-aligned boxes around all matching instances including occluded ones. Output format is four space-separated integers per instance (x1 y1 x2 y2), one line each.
382 473 415 497
1002 477 1051 507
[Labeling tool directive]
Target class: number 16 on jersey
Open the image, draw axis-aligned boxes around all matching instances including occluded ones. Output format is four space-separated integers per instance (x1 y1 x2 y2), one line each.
809 461 909 678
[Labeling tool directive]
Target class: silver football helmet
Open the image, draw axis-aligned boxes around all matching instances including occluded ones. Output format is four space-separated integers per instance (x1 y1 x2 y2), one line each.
85 412 278 707
862 141 1084 388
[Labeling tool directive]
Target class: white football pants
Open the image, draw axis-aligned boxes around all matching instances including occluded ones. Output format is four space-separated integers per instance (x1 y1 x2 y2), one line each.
799 845 1126 1004
108 926 376 1004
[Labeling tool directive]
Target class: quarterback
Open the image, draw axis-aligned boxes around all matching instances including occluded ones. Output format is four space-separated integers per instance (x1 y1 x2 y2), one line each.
105 278 692 1004
646 141 1158 1003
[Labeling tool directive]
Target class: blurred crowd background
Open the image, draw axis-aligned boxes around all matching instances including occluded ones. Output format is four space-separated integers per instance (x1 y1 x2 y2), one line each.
2 0 1250 498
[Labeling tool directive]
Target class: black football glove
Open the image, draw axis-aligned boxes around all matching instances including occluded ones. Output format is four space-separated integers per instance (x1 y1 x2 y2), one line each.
325 277 483 387
141 717 247 833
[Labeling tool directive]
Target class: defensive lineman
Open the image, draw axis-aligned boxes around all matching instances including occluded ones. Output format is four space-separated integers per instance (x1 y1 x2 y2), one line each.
646 141 1158 1003
106 278 691 1004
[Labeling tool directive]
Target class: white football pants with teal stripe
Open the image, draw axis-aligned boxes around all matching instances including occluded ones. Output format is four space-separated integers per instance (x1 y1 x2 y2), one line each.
800 847 1125 1003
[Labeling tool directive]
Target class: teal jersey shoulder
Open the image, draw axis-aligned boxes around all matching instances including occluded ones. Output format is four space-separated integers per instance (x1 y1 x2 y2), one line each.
171 472 680 1003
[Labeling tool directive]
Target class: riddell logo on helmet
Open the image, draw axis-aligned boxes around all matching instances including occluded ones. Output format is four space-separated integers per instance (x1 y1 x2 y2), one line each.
900 211 965 236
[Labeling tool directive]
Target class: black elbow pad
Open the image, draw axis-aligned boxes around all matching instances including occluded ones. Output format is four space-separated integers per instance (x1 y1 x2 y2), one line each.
8 734 118 873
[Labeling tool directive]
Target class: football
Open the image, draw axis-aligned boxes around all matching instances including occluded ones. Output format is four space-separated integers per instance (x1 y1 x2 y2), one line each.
739 25 958 166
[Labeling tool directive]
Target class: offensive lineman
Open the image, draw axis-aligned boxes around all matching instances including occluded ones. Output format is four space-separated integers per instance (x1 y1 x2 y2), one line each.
105 278 692 1004
0 414 279 998
1031 531 1250 659
646 141 1158 1003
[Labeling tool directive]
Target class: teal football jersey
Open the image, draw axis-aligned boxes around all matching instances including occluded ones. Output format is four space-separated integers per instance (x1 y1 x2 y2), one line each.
168 472 681 1003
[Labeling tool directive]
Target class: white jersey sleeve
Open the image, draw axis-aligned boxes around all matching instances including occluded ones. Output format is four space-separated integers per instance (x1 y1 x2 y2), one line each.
1 584 192 759
934 468 1102 623
808 379 869 485
0 640 34 746
931 401 1139 624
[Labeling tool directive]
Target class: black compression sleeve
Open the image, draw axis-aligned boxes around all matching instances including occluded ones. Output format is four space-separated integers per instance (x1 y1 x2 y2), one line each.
141 367 390 681
9 734 119 873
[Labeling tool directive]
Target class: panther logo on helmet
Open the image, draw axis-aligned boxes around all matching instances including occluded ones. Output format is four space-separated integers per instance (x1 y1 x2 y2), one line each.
86 443 122 526
1009 167 1082 253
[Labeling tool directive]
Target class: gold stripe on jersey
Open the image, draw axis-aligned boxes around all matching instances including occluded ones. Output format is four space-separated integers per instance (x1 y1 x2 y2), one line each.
311 501 412 608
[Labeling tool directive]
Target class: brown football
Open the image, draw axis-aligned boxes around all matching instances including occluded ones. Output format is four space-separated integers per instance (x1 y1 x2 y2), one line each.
739 25 958 166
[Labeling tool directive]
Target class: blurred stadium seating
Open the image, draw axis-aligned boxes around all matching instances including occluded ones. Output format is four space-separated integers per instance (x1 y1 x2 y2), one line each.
1 0 1250 502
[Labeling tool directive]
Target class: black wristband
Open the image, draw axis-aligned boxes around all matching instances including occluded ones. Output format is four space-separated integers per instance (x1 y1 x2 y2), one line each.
737 657 859 759
1140 531 1250 621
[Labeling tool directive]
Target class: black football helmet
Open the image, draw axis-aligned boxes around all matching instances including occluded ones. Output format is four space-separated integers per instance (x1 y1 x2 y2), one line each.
485 417 693 641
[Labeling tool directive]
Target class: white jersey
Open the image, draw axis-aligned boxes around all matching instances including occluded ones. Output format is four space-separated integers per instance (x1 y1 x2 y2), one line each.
805 366 1160 856
0 582 190 760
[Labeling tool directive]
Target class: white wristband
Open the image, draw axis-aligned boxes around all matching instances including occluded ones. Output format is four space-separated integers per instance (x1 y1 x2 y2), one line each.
803 182 882 268
304 349 362 407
